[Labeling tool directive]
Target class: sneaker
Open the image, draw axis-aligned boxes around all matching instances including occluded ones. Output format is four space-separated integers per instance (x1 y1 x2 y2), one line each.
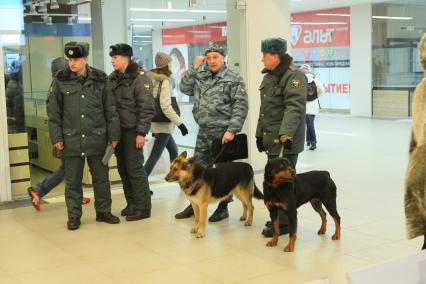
82 197 91 204
96 212 120 224
67 217 81 230
175 204 194 219
309 142 317 150
27 187 41 210
208 207 229 222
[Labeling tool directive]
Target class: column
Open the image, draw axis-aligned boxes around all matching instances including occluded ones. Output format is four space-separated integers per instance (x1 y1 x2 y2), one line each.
350 4 373 116
227 0 291 171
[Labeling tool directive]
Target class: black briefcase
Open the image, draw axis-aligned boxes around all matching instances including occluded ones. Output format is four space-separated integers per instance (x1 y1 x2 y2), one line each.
211 133 248 163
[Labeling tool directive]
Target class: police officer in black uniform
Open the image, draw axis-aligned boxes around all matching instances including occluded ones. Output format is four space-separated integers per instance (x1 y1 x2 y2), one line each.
48 42 121 230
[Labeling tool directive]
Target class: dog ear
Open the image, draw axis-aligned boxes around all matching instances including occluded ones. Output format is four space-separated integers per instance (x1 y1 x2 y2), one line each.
179 151 187 158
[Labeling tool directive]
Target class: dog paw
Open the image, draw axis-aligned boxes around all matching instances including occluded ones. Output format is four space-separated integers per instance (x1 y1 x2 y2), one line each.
190 226 198 234
332 234 340 240
266 239 278 247
283 245 294 252
244 220 252 226
195 232 205 238
317 228 326 235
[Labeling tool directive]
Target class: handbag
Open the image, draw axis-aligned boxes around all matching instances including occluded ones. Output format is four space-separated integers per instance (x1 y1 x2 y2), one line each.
211 133 248 163
152 81 181 123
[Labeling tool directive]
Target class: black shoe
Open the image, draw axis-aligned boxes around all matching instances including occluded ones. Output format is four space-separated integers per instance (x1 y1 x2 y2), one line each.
309 142 317 150
307 141 311 147
208 207 229 222
96 212 120 224
175 205 194 219
261 223 289 237
121 205 134 216
67 217 81 230
126 209 151 221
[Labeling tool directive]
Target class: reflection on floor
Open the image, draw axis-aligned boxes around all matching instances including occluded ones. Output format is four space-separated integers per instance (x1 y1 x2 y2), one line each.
0 115 422 283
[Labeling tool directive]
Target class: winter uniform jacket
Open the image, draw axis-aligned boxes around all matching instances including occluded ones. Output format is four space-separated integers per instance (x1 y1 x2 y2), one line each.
305 73 325 115
405 36 426 239
108 61 155 136
256 54 307 156
147 71 183 134
179 65 248 134
47 66 120 157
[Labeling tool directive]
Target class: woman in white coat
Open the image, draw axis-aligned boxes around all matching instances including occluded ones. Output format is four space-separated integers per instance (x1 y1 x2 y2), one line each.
300 64 325 150
145 52 188 176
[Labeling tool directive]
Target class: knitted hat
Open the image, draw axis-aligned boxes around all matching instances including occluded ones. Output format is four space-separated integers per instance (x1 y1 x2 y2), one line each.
109 43 133 57
51 57 68 76
204 44 226 57
261 37 287 54
64 42 89 58
155 52 171 68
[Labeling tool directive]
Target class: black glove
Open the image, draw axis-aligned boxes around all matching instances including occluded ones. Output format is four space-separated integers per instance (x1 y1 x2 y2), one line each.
256 137 265 152
279 135 293 150
178 123 188 136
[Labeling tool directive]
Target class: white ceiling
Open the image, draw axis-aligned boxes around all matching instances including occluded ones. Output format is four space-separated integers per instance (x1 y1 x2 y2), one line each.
128 0 426 33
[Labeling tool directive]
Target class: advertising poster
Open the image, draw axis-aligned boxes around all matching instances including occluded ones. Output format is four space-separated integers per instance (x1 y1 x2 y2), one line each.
291 7 351 110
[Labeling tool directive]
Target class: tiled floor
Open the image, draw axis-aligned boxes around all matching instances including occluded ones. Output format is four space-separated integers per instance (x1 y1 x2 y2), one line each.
0 115 424 284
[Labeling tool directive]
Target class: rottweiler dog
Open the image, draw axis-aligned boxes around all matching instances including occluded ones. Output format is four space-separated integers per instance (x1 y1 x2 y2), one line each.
263 157 341 252
165 151 263 238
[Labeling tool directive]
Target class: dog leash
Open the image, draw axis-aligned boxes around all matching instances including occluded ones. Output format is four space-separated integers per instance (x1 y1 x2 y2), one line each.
212 144 226 164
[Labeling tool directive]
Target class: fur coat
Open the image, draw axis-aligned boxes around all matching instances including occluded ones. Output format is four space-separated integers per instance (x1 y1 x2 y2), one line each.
405 33 426 239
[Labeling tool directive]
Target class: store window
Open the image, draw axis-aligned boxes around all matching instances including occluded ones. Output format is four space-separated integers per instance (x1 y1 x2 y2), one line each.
1 0 94 199
372 2 426 117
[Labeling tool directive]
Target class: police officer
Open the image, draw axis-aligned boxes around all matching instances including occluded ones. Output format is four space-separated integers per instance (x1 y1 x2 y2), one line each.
108 43 154 221
48 42 121 230
256 37 307 237
176 45 248 221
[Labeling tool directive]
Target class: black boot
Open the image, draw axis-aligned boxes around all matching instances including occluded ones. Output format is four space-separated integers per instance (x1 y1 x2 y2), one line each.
208 207 229 222
67 217 81 231
126 209 151 221
261 223 289 237
309 142 317 150
96 212 120 224
121 205 134 216
175 204 194 219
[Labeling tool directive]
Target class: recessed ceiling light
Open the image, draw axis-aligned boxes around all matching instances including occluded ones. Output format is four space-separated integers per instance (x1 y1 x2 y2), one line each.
372 16 413 20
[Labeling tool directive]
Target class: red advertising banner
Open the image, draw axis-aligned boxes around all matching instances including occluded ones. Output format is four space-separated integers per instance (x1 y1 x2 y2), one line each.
291 7 350 49
162 22 227 46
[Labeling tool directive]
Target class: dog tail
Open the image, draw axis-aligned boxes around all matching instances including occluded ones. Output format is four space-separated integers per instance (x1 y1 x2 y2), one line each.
253 183 264 199
328 173 337 200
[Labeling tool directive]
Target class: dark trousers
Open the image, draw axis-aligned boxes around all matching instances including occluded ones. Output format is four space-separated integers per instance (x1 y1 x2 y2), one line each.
115 128 151 211
145 133 178 176
306 114 317 144
64 155 111 219
267 153 299 227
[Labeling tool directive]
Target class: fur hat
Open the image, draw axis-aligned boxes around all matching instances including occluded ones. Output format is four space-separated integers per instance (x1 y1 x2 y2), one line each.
261 37 287 54
155 52 171 68
204 45 226 57
109 43 133 57
64 42 90 58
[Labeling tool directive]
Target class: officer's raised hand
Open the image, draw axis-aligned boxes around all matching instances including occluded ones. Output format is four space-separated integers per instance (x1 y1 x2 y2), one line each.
193 56 206 69
136 135 145 149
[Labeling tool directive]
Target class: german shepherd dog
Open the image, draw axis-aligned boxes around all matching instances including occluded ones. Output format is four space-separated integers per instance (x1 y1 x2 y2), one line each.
165 151 263 238
263 157 341 252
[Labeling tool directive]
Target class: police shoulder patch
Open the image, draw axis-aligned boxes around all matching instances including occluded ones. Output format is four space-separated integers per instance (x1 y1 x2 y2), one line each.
139 71 145 76
144 83 150 91
291 79 301 88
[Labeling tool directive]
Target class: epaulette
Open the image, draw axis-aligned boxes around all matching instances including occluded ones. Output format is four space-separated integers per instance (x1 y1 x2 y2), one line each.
289 65 297 72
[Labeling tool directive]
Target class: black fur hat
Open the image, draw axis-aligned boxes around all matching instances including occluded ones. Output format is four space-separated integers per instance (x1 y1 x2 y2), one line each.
64 42 90 58
109 43 133 57
261 37 287 54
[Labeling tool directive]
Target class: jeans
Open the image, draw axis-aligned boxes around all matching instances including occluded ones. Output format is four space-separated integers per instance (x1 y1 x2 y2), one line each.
145 133 178 176
35 160 65 198
306 114 316 144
